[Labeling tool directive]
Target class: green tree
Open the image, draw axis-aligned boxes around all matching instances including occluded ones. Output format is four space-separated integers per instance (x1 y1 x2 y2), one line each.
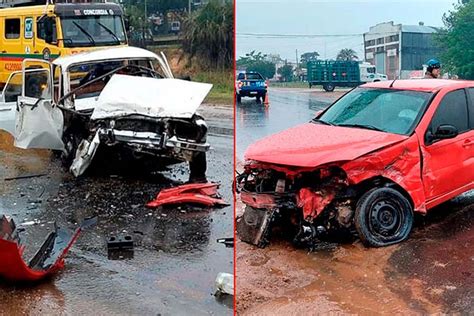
277 63 294 82
181 0 233 69
436 0 474 79
336 48 358 61
300 51 319 68
237 51 276 79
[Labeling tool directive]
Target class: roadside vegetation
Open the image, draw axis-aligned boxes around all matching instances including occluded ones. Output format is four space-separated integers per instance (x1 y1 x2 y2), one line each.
436 0 474 79
127 0 233 104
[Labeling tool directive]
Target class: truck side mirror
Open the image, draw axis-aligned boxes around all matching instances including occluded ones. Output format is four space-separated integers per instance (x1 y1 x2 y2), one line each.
124 17 130 33
44 18 54 44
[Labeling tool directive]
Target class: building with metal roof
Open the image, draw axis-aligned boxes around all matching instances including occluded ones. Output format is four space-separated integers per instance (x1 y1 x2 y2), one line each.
363 21 441 79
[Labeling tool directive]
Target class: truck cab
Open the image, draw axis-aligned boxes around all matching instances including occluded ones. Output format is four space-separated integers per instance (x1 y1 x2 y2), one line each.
359 62 388 82
0 2 128 86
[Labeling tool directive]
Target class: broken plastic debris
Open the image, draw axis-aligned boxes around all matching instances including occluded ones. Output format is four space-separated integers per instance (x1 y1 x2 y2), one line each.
216 237 234 248
146 182 228 208
215 272 234 296
0 215 96 282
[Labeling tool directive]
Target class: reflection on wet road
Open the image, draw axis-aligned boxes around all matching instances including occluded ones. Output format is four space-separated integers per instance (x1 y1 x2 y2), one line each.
0 129 234 315
236 87 474 315
236 88 342 159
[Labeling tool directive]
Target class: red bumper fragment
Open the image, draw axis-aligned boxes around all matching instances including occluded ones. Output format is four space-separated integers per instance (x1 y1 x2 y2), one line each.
146 182 228 208
0 215 95 282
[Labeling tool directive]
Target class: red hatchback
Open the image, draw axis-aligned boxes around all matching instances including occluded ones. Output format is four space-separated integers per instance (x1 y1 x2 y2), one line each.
237 79 474 248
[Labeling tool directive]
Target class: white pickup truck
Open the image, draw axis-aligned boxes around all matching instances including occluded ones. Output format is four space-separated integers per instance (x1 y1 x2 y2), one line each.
0 47 212 181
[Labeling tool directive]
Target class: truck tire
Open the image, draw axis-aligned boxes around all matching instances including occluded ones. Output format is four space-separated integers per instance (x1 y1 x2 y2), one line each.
355 187 413 247
189 152 207 183
236 94 241 104
323 83 335 92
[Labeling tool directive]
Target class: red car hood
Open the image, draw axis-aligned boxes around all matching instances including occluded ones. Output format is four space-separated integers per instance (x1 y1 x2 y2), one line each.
244 123 408 167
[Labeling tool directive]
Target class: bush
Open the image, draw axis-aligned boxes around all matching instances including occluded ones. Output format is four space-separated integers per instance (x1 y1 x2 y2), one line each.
181 0 233 69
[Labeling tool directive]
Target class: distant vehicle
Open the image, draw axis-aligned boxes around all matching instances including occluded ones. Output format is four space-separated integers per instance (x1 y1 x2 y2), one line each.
237 79 474 248
307 60 387 92
0 1 128 86
235 71 267 103
0 47 211 180
170 21 180 33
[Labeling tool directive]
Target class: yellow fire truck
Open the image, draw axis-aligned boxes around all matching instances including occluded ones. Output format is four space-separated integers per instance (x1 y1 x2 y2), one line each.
0 0 128 85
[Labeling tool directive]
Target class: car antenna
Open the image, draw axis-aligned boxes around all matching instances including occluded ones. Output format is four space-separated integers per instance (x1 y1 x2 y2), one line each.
389 72 400 88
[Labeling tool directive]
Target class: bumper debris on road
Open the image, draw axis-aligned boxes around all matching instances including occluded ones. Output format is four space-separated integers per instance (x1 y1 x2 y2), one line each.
0 216 96 282
146 182 228 208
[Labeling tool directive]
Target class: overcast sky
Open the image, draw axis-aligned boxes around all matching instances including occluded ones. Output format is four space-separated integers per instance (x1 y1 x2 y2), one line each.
236 0 457 61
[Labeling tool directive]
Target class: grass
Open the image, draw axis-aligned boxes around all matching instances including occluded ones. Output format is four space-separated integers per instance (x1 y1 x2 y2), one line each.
269 81 309 88
191 69 234 105
149 46 233 105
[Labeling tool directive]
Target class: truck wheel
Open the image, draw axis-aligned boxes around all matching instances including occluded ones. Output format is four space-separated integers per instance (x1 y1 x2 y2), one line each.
189 152 207 183
323 83 335 92
256 96 261 104
355 187 413 247
236 94 241 104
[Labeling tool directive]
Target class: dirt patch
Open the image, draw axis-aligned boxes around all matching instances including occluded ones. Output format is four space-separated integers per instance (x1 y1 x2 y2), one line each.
236 165 473 314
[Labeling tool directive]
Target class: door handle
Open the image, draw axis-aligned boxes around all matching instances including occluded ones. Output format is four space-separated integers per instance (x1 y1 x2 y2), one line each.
462 139 472 148
0 50 6 54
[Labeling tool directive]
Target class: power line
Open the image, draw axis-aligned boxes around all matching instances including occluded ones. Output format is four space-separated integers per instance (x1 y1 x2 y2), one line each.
237 31 437 38
237 32 364 38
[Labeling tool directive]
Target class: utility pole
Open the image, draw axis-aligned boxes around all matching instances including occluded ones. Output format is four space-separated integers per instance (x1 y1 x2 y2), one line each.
144 0 147 21
188 0 192 15
296 49 298 69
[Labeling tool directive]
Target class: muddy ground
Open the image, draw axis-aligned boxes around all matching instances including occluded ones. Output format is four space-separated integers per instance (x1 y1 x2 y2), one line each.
0 104 234 315
236 87 474 314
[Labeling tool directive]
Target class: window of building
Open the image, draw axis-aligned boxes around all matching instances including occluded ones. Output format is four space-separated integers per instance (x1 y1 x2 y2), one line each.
430 89 469 135
389 56 396 70
5 19 20 39
376 38 384 45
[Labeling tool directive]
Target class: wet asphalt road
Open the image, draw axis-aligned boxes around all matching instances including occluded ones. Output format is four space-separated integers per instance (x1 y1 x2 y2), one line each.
0 105 234 315
236 87 474 314
236 87 342 159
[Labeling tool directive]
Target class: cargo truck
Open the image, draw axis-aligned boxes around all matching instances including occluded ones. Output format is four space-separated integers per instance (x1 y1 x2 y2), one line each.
307 60 387 92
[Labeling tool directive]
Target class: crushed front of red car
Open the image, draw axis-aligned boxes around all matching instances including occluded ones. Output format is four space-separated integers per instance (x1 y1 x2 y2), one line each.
236 122 426 248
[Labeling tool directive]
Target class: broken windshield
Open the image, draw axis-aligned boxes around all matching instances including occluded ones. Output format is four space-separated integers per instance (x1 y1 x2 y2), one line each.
60 15 126 47
319 87 433 135
68 59 155 101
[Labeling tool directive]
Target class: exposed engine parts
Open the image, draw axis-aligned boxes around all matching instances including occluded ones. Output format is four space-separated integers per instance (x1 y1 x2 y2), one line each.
236 164 359 248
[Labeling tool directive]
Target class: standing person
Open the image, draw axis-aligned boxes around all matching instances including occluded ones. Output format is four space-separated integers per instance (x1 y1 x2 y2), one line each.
424 59 441 78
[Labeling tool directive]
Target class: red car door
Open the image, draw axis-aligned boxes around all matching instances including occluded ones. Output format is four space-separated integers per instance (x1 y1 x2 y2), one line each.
421 88 473 206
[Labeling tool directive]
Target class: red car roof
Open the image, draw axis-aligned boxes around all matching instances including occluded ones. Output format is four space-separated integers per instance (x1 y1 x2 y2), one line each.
362 79 474 92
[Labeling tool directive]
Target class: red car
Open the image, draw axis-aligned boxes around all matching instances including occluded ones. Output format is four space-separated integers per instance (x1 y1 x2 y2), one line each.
237 79 474 248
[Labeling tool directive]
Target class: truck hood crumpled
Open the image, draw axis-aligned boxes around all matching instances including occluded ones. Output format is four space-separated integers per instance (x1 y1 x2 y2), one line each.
91 74 213 120
245 123 408 167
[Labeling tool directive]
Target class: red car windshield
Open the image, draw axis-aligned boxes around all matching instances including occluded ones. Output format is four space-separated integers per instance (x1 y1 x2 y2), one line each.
318 88 433 135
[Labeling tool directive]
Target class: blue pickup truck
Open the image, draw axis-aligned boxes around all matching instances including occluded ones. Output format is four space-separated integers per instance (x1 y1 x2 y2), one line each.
236 71 267 103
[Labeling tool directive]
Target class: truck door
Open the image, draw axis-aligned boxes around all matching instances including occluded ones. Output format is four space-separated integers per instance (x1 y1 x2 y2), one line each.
15 59 64 150
0 71 23 135
421 88 472 204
